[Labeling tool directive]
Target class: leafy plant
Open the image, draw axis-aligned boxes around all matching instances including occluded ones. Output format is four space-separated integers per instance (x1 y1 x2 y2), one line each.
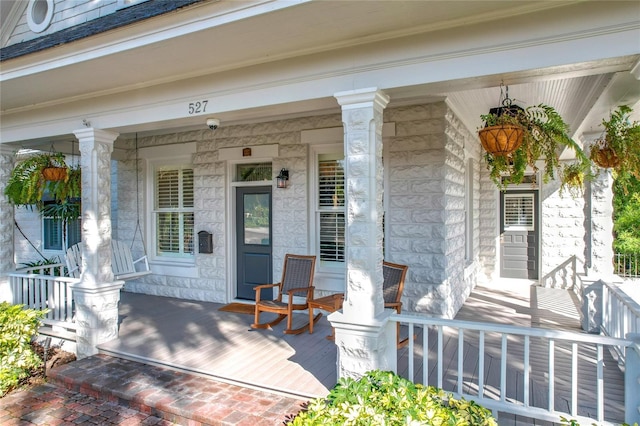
590 105 640 194
613 175 640 254
288 370 497 425
4 152 81 209
480 104 590 191
0 303 47 396
19 257 64 276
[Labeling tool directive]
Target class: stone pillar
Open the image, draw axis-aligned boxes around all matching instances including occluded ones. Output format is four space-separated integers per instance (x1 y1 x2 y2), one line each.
329 88 395 379
72 128 123 359
589 169 615 278
0 145 16 301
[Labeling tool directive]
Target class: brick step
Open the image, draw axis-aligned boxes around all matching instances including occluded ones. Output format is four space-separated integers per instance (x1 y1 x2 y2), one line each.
46 354 305 425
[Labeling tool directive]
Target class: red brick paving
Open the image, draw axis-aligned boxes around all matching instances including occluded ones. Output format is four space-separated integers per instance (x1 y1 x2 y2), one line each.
0 355 307 425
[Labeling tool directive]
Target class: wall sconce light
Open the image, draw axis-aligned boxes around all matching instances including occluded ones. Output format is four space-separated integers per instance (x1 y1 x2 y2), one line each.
276 168 289 188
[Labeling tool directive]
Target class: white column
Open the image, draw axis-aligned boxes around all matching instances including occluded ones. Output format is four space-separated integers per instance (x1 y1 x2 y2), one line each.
329 88 396 379
0 145 17 300
72 128 123 359
589 169 615 278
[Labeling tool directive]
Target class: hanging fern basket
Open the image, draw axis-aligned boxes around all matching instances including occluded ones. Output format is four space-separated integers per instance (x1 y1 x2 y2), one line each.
42 166 68 181
591 145 620 168
478 124 524 157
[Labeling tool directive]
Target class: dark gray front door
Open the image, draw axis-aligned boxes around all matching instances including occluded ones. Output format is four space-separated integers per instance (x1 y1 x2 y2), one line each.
500 190 539 279
236 186 272 300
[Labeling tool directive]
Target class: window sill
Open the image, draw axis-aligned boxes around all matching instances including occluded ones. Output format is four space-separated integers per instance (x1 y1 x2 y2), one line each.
148 260 198 278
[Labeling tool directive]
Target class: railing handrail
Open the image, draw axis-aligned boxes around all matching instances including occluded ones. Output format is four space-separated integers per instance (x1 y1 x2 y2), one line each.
8 271 79 284
391 312 632 347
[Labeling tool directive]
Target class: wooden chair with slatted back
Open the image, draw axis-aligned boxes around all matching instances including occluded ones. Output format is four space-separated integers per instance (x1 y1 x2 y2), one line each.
251 254 320 334
383 260 410 348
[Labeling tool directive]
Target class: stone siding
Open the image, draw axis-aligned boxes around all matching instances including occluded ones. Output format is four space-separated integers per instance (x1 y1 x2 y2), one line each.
478 163 499 282
384 103 478 317
122 114 341 302
540 176 587 288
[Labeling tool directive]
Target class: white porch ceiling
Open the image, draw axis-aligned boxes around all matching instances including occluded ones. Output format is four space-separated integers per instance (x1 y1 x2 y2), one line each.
1 0 639 147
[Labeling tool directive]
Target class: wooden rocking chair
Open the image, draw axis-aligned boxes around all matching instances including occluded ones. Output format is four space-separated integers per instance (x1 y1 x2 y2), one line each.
383 260 410 348
251 254 320 335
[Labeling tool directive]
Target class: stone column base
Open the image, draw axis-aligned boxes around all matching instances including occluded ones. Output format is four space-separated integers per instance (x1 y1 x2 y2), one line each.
328 309 397 379
71 281 124 359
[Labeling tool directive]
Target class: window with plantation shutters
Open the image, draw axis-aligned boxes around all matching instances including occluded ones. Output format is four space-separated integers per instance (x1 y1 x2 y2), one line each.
317 154 345 264
503 193 534 231
42 202 81 251
154 166 194 257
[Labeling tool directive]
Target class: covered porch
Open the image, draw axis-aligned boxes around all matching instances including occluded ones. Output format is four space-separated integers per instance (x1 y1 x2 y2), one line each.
94 278 627 424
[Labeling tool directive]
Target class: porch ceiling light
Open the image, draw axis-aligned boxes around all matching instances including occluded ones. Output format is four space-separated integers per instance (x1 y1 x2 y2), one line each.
276 168 289 188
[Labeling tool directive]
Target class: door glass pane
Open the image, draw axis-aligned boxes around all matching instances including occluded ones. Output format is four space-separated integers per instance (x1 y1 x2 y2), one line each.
244 193 270 245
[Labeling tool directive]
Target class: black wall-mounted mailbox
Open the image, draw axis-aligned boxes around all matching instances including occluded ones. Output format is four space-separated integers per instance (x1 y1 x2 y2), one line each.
198 231 213 254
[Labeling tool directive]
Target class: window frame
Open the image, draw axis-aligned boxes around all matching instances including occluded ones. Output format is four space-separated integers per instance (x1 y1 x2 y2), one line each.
148 157 195 263
309 143 346 275
42 210 81 252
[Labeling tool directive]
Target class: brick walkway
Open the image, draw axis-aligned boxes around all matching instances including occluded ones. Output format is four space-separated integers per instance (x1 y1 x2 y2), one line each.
0 355 307 425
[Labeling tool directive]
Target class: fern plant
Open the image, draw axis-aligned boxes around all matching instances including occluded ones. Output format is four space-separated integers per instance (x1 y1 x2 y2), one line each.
590 105 640 193
4 152 81 209
480 104 591 192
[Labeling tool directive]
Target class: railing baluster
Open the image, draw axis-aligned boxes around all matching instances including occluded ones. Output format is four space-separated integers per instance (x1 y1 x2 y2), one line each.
478 330 485 400
571 342 577 416
500 333 507 402
524 335 530 407
387 308 631 424
548 339 554 412
458 328 464 394
408 322 414 381
597 344 604 423
423 325 429 386
437 325 443 389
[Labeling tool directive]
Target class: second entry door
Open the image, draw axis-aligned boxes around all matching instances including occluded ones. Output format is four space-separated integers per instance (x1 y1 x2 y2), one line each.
236 186 272 300
500 190 539 279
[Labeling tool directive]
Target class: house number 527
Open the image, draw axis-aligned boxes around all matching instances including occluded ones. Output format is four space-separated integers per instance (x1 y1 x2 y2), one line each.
188 100 208 115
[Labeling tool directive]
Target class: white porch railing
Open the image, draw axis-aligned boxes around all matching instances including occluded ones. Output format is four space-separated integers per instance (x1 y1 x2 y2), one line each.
8 264 77 330
615 252 640 278
602 280 640 364
390 313 639 425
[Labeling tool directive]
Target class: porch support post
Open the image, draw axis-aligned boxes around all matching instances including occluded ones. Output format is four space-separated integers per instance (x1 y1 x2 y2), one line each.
625 333 640 424
72 128 123 359
329 88 394 379
0 145 16 300
588 169 615 278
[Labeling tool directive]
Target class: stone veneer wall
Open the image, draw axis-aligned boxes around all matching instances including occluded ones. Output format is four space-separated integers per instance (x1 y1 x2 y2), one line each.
478 162 499 282
121 114 342 302
540 176 587 288
384 102 478 317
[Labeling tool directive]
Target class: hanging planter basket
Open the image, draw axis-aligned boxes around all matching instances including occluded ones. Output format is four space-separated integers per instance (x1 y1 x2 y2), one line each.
478 124 524 157
42 166 68 181
591 145 620 168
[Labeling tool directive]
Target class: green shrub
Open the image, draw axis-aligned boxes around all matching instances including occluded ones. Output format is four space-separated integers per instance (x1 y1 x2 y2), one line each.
289 370 497 425
0 302 47 396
